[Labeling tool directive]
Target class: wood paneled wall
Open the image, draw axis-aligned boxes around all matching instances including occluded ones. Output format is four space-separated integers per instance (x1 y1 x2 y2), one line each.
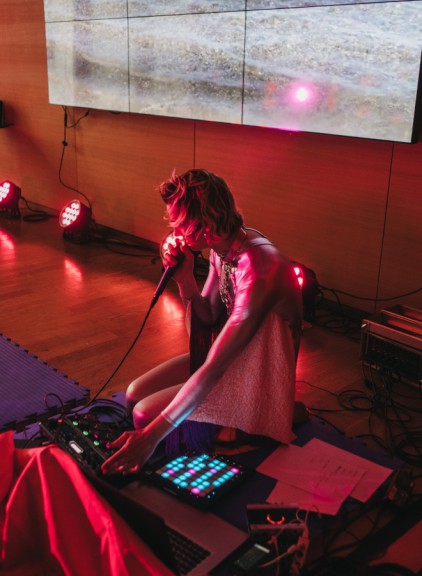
1 0 421 314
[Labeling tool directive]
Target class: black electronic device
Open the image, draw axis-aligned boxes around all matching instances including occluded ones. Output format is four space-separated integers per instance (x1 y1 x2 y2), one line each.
143 452 254 510
39 413 137 486
231 541 271 574
246 503 303 536
242 504 307 574
360 305 422 389
39 416 254 503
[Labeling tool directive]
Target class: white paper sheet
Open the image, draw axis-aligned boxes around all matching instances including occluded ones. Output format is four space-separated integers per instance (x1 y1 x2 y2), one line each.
257 439 394 516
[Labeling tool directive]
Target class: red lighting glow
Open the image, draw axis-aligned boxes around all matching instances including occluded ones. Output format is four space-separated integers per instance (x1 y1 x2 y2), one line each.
0 230 15 254
291 261 320 322
64 258 83 284
266 513 286 526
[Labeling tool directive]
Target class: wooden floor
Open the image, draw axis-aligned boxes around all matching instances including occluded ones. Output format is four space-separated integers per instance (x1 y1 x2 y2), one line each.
1 214 421 574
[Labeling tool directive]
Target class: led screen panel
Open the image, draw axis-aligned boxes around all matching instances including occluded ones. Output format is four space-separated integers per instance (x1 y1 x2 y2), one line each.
249 0 400 6
43 0 422 142
45 18 130 111
44 1 127 20
243 3 422 142
128 12 245 123
127 1 246 16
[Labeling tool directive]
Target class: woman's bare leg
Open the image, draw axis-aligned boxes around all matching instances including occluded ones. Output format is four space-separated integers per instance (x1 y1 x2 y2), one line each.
131 383 184 429
125 353 190 429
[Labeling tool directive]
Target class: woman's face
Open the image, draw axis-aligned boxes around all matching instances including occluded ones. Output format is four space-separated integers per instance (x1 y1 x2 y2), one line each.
167 203 231 252
174 224 233 256
174 225 209 251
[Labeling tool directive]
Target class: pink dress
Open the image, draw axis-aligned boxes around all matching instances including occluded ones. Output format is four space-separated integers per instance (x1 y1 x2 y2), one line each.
189 309 297 444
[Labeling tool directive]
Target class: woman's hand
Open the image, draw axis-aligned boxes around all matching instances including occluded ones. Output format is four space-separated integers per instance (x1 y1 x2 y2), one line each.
101 413 174 476
161 234 196 289
101 429 158 476
161 233 186 268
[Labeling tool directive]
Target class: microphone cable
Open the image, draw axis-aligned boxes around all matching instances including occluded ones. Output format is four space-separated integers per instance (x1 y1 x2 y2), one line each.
87 300 154 405
87 234 185 404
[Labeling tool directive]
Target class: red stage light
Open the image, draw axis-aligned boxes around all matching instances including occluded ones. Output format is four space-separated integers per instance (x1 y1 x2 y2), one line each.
59 199 92 243
0 180 21 218
292 261 320 322
0 181 12 201
293 265 304 288
59 200 82 227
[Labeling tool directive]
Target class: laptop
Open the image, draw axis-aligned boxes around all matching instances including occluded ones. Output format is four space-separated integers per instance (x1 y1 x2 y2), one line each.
89 472 250 576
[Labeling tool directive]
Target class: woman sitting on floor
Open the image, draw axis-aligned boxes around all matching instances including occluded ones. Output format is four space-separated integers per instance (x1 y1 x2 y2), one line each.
102 168 303 476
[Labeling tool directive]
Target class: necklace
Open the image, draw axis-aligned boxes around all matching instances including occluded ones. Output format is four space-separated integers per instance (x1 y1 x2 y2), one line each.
218 227 247 315
218 227 247 265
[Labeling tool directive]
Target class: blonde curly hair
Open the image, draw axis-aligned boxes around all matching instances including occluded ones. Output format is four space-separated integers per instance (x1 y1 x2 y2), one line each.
159 169 243 238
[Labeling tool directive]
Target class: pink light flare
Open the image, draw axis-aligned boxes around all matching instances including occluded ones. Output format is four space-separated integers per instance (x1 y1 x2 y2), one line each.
295 86 311 102
290 83 314 105
286 81 320 110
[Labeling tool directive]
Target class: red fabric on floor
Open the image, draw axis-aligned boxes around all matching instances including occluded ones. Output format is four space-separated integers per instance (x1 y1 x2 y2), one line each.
0 431 174 576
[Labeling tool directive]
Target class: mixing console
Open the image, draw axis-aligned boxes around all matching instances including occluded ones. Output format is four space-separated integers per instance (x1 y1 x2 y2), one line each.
39 413 135 484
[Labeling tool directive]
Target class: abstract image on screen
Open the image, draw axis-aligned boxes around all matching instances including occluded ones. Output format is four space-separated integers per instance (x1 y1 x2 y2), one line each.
44 0 422 142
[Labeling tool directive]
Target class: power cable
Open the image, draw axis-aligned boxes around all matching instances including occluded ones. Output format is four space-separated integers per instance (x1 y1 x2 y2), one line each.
59 106 92 209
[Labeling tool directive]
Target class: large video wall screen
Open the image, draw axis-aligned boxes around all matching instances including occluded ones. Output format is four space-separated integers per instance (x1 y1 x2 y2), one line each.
44 1 422 142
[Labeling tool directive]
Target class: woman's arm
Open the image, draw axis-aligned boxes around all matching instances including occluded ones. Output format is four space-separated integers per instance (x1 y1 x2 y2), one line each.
173 245 224 325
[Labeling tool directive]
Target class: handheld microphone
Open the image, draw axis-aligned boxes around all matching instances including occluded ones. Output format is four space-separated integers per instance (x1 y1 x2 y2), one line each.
151 235 185 307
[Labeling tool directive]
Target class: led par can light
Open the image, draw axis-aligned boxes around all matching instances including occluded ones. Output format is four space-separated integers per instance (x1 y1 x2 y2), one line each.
59 199 92 243
0 180 21 218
